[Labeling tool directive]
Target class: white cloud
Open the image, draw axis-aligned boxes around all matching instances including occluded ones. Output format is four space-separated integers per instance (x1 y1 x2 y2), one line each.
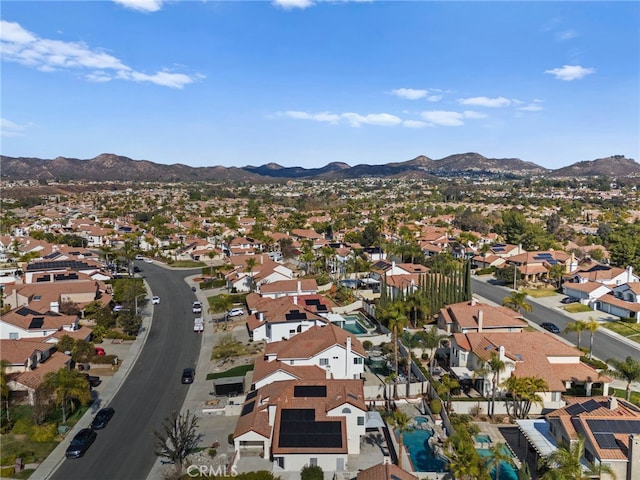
519 100 544 112
342 112 402 127
1 118 29 137
280 111 341 123
419 110 485 126
458 96 512 107
555 29 577 41
420 110 465 126
113 0 164 13
0 20 196 89
272 0 315 10
426 94 443 102
402 120 426 128
391 88 427 100
545 64 595 81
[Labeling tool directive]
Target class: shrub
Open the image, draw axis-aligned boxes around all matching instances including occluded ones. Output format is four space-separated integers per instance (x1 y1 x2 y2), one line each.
91 354 119 364
0 466 15 478
581 355 608 370
362 340 373 350
29 423 58 443
300 464 323 480
429 398 442 415
12 417 34 435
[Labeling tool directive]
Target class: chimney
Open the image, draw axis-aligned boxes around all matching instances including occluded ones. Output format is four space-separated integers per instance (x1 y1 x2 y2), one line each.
293 296 298 305
627 265 633 283
297 280 302 294
608 396 618 410
628 434 640 479
471 297 477 306
345 336 352 378
477 309 483 332
498 345 505 361
50 301 59 313
325 366 331 379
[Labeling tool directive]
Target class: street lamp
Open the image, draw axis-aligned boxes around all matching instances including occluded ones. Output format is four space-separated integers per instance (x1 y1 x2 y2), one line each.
134 293 146 315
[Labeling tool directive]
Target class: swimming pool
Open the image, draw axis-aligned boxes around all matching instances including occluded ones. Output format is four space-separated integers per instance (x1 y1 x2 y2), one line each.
475 434 492 444
333 319 367 335
399 425 447 472
343 312 375 330
477 446 518 480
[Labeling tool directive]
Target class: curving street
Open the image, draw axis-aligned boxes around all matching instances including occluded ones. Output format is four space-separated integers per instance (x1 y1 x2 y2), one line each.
51 262 201 480
471 277 640 364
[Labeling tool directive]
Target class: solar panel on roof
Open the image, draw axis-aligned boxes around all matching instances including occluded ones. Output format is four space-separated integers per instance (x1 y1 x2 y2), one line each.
245 390 257 401
294 386 327 398
278 409 342 449
305 299 321 306
241 401 255 416
582 399 601 413
29 317 45 329
594 433 619 449
317 305 328 312
566 403 587 416
587 419 640 434
285 311 307 321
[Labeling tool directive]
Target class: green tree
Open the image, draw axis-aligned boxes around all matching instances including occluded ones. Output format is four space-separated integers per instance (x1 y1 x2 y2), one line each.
300 464 323 480
437 374 460 415
478 353 508 418
378 302 408 399
419 326 449 375
502 376 548 419
43 368 91 423
486 442 516 480
502 291 532 315
583 317 600 359
153 409 202 468
386 410 413 469
0 359 9 403
563 320 587 351
541 436 616 480
604 356 640 402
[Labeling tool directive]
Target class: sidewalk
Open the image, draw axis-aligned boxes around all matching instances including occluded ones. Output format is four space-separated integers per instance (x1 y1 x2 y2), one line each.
30 281 154 480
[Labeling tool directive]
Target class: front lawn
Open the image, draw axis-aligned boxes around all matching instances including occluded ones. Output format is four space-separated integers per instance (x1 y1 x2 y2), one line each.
206 364 254 381
522 288 557 298
563 303 593 313
169 260 206 268
602 321 640 344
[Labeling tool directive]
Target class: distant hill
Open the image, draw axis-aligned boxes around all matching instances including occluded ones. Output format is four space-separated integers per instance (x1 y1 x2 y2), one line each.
1 152 638 183
547 155 640 178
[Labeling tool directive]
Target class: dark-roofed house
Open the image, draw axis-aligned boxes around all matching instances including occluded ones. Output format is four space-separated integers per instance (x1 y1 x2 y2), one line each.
233 378 366 472
0 306 80 340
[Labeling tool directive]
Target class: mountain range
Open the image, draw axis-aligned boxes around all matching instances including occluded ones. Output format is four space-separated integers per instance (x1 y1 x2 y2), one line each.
1 153 639 183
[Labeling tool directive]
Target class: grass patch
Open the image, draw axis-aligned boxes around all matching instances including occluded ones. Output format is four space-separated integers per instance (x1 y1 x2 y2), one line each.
522 288 557 298
206 364 254 381
0 435 58 466
563 303 593 313
169 260 206 268
610 388 640 407
602 321 640 344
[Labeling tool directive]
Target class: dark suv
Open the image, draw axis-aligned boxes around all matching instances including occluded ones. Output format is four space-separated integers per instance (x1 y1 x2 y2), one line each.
541 322 561 334
84 374 101 388
65 428 97 459
181 368 195 384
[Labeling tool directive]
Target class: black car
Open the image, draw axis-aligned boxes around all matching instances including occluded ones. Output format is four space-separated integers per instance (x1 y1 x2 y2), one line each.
561 296 578 304
181 368 195 384
65 428 97 459
83 374 101 388
90 407 115 430
541 322 561 334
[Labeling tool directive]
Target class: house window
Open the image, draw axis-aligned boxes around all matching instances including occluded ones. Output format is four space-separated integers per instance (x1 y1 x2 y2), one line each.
357 416 364 426
9 332 18 340
342 408 351 414
310 458 317 466
320 358 329 366
552 392 561 402
289 330 295 335
353 357 363 364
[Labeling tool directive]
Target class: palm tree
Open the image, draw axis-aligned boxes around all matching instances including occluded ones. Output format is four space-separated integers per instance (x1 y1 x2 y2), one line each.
0 359 10 401
43 368 91 423
486 442 516 480
485 353 508 418
517 461 532 480
387 410 413 469
437 374 460 414
421 326 450 375
542 436 617 480
502 291 532 315
502 376 548 419
245 257 257 292
604 356 640 401
583 317 600 359
564 320 587 351
380 302 409 399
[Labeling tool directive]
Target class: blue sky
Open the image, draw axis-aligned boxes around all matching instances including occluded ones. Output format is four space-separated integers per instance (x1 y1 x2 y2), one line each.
1 1 638 170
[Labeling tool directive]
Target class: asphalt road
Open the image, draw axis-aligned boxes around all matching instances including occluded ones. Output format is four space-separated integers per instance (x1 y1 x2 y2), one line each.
52 262 202 480
471 278 639 364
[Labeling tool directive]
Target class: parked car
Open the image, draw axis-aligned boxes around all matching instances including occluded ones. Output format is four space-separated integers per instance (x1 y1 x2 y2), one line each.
181 368 195 384
94 347 106 356
561 296 579 304
152 296 160 305
192 301 202 314
541 322 561 334
144 258 153 263
191 286 197 292
90 407 115 430
227 308 244 317
84 374 102 388
65 428 97 459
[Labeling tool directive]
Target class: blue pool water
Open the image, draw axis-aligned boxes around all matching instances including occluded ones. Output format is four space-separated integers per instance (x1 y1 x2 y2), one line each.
334 318 368 335
399 427 447 472
477 447 518 480
476 434 492 444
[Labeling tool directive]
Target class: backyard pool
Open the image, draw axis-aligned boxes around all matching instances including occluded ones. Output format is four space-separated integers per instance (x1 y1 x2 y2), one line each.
333 319 367 335
477 446 518 480
399 424 447 473
475 434 492 445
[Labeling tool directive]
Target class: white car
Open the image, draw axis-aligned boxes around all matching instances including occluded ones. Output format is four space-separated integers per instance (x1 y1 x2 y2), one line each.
144 258 153 263
227 308 244 317
192 301 202 314
152 296 160 305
